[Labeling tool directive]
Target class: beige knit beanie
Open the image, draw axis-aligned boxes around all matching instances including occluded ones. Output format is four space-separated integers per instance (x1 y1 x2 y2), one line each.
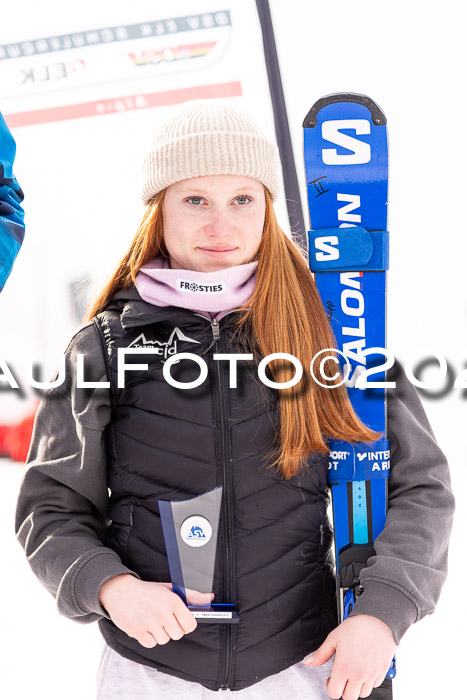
141 99 281 204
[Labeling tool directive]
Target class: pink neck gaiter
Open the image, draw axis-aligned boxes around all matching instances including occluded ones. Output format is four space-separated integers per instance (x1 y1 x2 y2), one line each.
135 256 258 320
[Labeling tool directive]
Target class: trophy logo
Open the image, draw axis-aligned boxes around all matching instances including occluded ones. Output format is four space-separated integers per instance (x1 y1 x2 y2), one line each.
159 487 238 623
180 516 212 547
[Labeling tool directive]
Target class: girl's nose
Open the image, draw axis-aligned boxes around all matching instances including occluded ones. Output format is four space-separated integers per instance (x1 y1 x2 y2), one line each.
204 211 234 237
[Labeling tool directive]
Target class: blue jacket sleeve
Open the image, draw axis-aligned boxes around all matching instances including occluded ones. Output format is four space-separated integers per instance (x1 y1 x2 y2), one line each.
0 111 25 291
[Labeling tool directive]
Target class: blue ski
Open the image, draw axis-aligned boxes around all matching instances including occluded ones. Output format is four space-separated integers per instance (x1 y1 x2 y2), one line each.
303 93 395 697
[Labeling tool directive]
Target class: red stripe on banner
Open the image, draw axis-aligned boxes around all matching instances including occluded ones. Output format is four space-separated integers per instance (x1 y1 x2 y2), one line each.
6 82 242 127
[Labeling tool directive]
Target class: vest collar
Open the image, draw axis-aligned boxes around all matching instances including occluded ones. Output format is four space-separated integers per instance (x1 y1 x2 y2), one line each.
111 287 246 330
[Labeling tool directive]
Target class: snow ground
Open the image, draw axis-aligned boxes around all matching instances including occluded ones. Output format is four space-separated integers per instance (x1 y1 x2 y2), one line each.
0 459 102 699
1 456 465 699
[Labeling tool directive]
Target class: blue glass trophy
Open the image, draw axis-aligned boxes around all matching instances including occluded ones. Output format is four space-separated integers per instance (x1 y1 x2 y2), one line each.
158 486 239 623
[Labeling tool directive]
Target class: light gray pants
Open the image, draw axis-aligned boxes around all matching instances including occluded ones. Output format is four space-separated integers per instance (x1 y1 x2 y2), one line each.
96 643 332 699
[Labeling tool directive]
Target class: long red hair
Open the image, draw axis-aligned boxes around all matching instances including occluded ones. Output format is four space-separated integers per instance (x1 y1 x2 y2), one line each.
85 188 378 478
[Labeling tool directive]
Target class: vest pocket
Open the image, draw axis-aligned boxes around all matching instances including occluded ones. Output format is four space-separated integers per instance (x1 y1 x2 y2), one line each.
106 503 134 564
317 505 337 609
317 504 334 563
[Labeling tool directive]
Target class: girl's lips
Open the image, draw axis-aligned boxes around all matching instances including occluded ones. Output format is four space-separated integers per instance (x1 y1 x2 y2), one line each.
198 247 237 256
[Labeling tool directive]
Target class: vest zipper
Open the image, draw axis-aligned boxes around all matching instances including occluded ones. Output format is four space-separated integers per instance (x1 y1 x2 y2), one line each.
210 317 234 690
211 317 220 341
192 310 237 689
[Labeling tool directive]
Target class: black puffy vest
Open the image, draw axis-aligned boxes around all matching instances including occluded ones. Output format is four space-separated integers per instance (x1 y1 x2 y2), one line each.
95 297 337 691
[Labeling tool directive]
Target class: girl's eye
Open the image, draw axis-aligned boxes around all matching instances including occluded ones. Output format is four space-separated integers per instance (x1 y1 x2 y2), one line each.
185 195 252 206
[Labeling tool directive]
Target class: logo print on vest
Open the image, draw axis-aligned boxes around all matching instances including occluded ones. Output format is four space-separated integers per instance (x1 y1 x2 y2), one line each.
127 327 200 363
180 516 212 548
177 279 225 294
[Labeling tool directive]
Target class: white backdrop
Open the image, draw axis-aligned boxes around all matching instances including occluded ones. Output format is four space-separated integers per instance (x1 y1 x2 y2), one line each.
1 1 466 698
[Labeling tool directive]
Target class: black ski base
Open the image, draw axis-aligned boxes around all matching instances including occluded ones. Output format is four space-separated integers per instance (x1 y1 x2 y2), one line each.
370 677 393 699
340 678 392 700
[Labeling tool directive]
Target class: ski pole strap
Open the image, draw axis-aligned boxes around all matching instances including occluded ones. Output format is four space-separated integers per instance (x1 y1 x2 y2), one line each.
328 438 390 484
308 227 389 271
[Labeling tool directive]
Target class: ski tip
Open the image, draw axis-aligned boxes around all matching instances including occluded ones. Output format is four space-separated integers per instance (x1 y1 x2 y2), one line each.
302 93 387 128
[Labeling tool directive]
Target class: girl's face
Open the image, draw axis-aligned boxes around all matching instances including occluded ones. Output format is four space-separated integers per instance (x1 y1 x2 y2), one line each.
162 174 266 272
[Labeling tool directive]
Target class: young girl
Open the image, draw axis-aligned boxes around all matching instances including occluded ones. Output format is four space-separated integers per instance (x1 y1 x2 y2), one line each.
16 99 454 700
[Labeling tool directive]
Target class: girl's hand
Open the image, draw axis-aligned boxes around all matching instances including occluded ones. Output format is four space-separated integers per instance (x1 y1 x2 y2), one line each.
99 574 213 648
303 615 396 700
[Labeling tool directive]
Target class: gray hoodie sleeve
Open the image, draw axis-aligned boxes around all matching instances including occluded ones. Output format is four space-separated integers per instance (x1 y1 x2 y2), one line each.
15 322 140 623
350 360 455 643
